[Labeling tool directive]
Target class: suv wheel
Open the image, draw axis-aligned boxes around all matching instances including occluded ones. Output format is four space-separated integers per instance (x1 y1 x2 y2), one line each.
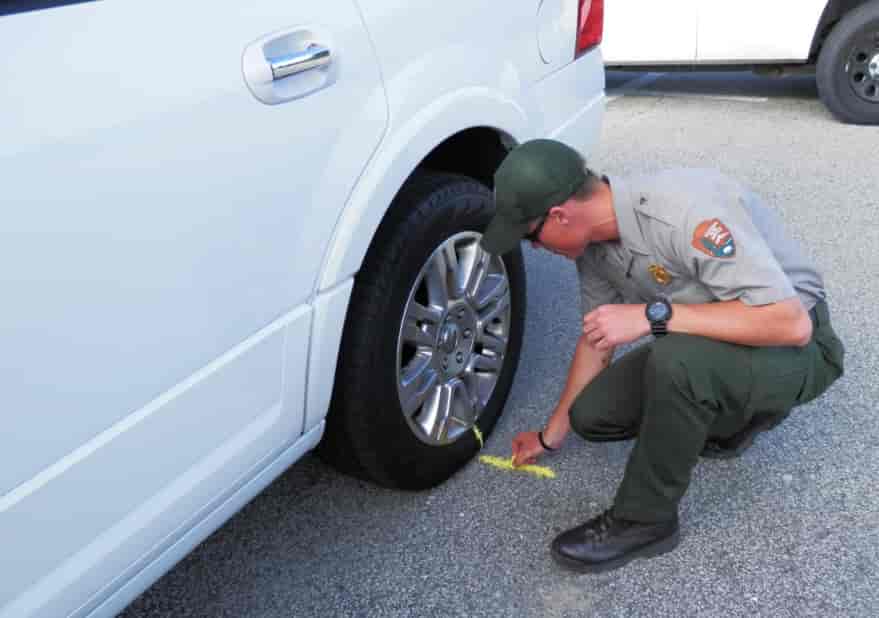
817 0 879 124
318 172 526 490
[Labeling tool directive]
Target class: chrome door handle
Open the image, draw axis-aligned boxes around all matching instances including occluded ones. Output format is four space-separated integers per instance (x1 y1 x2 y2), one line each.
268 44 331 80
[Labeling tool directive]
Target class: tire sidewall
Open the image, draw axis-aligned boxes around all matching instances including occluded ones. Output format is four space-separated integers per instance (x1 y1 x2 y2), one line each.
345 176 525 490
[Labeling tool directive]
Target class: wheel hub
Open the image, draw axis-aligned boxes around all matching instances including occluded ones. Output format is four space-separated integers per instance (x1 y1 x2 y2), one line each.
846 32 879 103
438 323 460 353
437 302 476 377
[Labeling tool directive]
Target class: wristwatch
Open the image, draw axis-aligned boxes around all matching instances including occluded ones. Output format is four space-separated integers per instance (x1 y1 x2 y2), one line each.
645 297 673 337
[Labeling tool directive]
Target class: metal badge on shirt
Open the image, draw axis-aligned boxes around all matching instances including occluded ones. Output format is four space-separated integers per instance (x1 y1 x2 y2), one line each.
647 264 672 286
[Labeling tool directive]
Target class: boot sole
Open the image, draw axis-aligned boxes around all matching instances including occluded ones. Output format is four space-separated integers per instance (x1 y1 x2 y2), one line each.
550 529 681 574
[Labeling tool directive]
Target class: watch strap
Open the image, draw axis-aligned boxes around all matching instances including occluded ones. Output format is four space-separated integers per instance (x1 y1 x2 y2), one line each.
650 321 668 337
538 431 556 451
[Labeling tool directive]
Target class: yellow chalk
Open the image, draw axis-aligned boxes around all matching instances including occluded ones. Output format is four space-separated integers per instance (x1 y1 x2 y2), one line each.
478 455 556 479
472 425 484 449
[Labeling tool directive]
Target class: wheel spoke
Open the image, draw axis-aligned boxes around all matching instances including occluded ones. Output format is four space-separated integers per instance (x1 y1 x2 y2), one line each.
462 370 496 410
418 382 453 441
443 243 461 296
471 352 502 373
425 250 452 307
480 331 508 357
402 301 442 347
448 378 478 428
416 379 478 441
461 244 489 302
474 273 507 310
478 286 511 325
400 355 439 416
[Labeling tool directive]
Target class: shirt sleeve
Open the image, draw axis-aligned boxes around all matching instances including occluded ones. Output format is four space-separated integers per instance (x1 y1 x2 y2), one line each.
678 192 796 306
576 252 622 315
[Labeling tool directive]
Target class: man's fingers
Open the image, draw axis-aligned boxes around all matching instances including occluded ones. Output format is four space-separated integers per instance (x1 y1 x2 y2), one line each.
585 329 604 346
582 322 600 336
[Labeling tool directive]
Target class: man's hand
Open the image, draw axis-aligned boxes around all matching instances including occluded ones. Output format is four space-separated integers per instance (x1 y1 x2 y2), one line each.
511 431 547 466
582 304 649 350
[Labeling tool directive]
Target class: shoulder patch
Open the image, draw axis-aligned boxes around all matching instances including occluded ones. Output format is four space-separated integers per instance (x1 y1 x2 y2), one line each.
692 218 735 258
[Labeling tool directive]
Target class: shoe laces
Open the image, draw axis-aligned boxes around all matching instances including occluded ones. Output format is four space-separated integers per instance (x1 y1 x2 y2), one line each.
588 509 616 540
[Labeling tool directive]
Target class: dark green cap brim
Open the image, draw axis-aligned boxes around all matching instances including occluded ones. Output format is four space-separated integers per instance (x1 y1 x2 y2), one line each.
480 213 530 255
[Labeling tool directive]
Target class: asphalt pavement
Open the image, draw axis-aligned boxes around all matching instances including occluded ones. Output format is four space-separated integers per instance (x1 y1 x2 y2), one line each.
122 71 879 617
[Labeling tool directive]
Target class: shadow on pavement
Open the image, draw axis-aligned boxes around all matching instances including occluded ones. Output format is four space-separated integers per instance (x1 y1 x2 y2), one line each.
607 70 819 100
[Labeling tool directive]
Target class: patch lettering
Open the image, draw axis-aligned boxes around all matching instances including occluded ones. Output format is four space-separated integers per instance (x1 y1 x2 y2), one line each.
692 218 736 258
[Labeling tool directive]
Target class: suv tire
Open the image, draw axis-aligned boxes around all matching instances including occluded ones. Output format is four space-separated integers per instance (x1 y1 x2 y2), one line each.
318 171 526 490
817 0 879 124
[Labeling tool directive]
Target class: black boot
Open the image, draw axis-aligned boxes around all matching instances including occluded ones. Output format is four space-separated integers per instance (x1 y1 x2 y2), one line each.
550 509 680 573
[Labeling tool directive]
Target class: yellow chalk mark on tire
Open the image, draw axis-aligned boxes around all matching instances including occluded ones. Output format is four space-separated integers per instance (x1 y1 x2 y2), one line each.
472 425 484 448
478 455 556 479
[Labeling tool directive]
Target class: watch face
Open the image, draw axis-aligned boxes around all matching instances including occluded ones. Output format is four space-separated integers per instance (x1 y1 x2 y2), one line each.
647 301 669 322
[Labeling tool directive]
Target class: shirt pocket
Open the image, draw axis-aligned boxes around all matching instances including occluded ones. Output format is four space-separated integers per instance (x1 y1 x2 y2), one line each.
631 254 686 300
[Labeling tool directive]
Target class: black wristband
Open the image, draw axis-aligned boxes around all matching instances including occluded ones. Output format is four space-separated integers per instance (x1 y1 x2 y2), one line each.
538 431 556 451
650 322 668 337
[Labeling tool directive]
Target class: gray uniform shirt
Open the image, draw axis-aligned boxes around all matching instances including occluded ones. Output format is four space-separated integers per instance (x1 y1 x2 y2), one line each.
577 169 825 314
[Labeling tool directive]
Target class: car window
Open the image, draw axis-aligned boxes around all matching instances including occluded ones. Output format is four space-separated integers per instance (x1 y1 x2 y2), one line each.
1 0 96 17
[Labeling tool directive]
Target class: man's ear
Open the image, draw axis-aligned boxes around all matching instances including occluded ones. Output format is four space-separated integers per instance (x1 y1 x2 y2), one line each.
549 205 570 225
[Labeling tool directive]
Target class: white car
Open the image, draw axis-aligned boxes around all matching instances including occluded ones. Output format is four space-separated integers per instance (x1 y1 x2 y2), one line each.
0 1 604 616
603 0 879 124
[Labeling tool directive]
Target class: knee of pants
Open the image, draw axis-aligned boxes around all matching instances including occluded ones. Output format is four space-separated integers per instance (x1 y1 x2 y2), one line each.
568 402 596 440
645 334 702 384
568 390 638 442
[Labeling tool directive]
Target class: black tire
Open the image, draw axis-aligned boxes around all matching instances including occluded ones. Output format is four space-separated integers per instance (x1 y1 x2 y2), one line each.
816 0 879 125
317 171 526 490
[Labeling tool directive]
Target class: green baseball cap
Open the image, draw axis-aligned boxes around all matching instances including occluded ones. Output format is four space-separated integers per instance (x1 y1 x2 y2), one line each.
481 139 587 255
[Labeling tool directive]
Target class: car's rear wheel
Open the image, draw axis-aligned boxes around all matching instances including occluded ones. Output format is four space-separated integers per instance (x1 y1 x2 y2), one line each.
817 0 879 124
318 171 526 490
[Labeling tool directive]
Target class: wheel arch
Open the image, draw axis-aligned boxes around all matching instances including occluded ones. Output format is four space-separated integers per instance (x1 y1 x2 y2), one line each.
316 90 530 294
811 0 875 59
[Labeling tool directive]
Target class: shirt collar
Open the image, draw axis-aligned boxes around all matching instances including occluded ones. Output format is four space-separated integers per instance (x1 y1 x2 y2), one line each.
605 174 650 255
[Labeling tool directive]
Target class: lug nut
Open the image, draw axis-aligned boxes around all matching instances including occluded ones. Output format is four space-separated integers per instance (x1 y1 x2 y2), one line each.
463 329 472 339
456 352 464 362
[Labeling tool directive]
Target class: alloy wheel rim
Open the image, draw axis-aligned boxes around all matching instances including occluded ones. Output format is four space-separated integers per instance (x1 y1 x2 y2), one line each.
395 232 512 446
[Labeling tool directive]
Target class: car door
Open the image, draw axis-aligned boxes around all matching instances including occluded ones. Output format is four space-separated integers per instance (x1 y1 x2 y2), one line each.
0 1 386 616
602 0 698 64
697 0 827 62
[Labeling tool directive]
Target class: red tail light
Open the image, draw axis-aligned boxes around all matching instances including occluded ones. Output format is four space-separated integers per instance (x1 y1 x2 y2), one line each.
576 0 604 57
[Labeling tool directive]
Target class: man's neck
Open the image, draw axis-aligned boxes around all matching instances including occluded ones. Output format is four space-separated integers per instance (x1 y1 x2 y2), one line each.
584 182 620 243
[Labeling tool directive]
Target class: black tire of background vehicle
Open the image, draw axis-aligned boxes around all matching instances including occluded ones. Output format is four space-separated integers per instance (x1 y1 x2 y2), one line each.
817 0 879 125
317 171 526 490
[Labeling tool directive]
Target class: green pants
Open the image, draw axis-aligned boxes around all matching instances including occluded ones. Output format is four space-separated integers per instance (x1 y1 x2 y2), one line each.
569 300 845 523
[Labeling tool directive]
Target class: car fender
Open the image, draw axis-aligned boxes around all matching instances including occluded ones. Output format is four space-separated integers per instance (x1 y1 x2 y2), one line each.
316 86 531 294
